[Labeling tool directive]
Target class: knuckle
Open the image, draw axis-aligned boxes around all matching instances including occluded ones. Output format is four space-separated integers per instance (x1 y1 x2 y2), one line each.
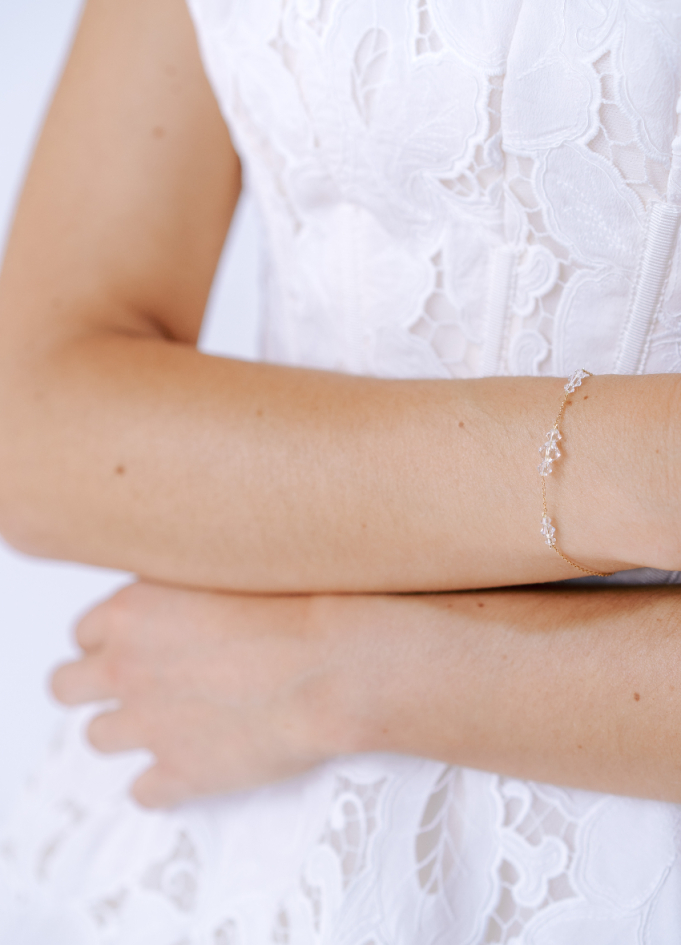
50 664 75 704
104 626 144 688
105 596 136 636
131 781 156 809
105 645 148 697
100 651 129 693
86 713 112 752
151 749 202 794
108 584 136 615
74 614 96 651
110 582 150 620
75 585 139 652
181 765 208 796
132 767 189 810
74 604 111 652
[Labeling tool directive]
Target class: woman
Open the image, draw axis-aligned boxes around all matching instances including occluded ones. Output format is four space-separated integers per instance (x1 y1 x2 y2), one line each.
1 0 681 940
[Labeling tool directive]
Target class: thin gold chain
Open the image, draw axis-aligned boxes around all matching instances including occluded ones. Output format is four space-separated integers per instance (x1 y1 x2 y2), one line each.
539 370 614 578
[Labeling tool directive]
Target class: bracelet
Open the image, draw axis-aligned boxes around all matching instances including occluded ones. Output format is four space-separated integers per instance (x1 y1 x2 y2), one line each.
538 369 614 578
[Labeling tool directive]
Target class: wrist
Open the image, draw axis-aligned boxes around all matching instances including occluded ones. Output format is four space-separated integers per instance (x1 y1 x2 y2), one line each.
307 593 465 761
616 373 681 570
547 374 681 575
304 594 415 758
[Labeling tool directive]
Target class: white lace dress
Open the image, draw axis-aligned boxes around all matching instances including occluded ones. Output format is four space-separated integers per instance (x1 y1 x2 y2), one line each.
3 1 681 942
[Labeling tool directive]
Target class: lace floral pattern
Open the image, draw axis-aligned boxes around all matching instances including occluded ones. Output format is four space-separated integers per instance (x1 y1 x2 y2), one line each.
3 1 681 942
189 0 681 381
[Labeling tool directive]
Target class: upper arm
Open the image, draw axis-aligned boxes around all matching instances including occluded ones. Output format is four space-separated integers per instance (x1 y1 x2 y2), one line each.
0 0 240 349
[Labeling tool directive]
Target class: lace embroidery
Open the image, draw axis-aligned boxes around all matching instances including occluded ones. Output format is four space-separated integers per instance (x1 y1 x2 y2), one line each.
588 51 669 208
484 780 580 943
352 30 390 125
415 0 443 57
415 767 457 895
142 831 200 912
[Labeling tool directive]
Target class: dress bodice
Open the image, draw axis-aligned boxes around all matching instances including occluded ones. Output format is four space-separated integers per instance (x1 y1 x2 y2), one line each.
188 0 681 381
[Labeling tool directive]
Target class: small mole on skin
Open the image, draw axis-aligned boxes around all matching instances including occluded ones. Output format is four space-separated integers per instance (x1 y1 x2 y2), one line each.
477 601 484 608
115 465 126 476
578 744 583 750
583 395 589 400
152 126 165 139
458 421 465 428
634 692 640 701
256 408 263 418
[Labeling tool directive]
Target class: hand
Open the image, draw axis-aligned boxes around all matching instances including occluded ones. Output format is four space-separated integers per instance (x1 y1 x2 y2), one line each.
51 582 360 807
52 579 681 809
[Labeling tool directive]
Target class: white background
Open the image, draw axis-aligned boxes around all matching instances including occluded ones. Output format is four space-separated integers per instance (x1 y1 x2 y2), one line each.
0 0 259 825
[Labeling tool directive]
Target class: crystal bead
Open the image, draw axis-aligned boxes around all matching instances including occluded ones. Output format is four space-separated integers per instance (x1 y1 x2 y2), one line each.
539 428 562 469
540 514 556 547
565 368 588 394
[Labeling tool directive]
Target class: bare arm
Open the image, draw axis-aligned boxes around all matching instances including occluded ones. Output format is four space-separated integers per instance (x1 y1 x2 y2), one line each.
340 585 681 802
0 0 678 594
53 581 681 805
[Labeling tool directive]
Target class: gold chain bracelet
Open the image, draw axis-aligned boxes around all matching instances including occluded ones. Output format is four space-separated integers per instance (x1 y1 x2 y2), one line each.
538 369 614 578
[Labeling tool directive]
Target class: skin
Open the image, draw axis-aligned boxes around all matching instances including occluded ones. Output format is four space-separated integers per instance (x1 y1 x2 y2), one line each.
0 0 679 594
0 0 680 806
52 581 681 808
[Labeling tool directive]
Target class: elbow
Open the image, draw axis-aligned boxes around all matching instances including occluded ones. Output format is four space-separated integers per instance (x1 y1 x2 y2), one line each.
0 428 58 560
0 477 52 560
0 468 89 566
0 360 68 559
0 501 67 563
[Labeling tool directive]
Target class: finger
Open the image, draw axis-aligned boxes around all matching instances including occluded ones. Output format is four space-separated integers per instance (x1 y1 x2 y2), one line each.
51 657 115 705
75 581 142 652
87 708 143 754
75 608 107 653
131 764 193 809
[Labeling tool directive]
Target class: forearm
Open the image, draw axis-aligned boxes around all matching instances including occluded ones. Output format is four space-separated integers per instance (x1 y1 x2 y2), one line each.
319 586 681 801
52 579 681 805
1 0 679 594
0 325 679 592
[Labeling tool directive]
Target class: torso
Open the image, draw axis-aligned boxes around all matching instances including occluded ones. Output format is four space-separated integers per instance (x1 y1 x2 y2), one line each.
190 0 681 382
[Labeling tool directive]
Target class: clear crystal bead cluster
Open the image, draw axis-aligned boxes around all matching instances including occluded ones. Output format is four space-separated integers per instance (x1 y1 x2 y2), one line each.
540 514 556 547
536 369 612 576
537 370 589 477
564 368 589 395
538 428 561 477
